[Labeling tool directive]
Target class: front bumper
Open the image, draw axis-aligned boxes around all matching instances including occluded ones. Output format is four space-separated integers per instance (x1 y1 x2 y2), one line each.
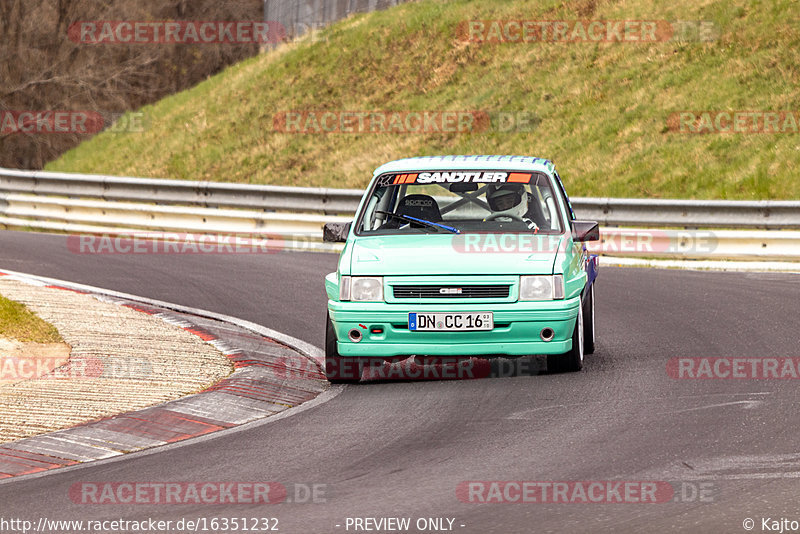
328 298 580 358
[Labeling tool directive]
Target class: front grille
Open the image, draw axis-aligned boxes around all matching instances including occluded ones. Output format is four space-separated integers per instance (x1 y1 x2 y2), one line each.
392 285 510 299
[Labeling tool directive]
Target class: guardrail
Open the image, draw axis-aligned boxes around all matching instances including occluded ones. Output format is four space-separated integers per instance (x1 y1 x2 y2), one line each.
3 167 799 227
0 168 362 214
1 167 799 260
571 198 800 230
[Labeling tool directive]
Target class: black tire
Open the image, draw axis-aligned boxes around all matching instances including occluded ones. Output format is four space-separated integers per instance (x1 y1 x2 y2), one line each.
583 283 595 355
325 313 363 384
547 303 584 373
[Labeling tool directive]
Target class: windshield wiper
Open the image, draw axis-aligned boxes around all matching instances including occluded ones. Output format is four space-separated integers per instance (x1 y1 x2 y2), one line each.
376 210 460 234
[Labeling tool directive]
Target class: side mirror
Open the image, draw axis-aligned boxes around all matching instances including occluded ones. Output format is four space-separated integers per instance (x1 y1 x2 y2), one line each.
572 221 599 242
323 222 351 243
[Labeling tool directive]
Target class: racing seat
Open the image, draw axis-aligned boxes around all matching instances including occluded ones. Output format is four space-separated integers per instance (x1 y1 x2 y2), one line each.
383 194 442 229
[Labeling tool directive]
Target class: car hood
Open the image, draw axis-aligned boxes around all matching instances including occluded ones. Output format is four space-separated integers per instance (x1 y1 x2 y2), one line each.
347 234 564 276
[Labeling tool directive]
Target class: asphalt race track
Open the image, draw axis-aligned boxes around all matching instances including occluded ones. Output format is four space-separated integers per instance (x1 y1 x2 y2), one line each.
1 229 800 533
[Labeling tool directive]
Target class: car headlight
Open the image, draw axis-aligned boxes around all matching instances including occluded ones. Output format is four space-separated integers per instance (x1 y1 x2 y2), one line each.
340 276 384 302
520 275 564 300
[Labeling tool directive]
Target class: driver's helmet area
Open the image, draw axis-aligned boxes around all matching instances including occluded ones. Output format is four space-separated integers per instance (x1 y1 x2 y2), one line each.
485 184 528 219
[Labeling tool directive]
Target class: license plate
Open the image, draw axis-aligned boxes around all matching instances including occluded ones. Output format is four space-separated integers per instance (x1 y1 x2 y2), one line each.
409 312 493 331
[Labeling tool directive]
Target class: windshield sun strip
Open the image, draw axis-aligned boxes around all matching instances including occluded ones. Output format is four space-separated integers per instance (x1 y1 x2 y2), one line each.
354 170 568 237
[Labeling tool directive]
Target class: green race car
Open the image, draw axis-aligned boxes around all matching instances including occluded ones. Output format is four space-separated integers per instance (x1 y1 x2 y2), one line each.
323 155 599 383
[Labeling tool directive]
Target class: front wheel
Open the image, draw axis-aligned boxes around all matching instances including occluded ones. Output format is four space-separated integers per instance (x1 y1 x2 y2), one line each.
325 313 363 384
547 305 584 373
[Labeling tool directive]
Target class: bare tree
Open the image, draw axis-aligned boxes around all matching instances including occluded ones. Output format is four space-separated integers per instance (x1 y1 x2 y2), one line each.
0 0 262 169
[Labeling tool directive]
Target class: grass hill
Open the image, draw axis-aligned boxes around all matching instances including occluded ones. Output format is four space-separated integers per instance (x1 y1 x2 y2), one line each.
47 0 800 199
0 294 62 343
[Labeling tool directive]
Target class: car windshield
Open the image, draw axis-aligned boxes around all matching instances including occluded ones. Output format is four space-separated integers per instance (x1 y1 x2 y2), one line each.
356 170 564 235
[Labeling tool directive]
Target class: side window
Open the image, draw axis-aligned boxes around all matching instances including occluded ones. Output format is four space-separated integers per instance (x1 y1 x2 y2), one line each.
553 171 576 221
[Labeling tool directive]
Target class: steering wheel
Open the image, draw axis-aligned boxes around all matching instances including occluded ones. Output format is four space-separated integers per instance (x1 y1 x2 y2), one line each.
485 212 525 222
